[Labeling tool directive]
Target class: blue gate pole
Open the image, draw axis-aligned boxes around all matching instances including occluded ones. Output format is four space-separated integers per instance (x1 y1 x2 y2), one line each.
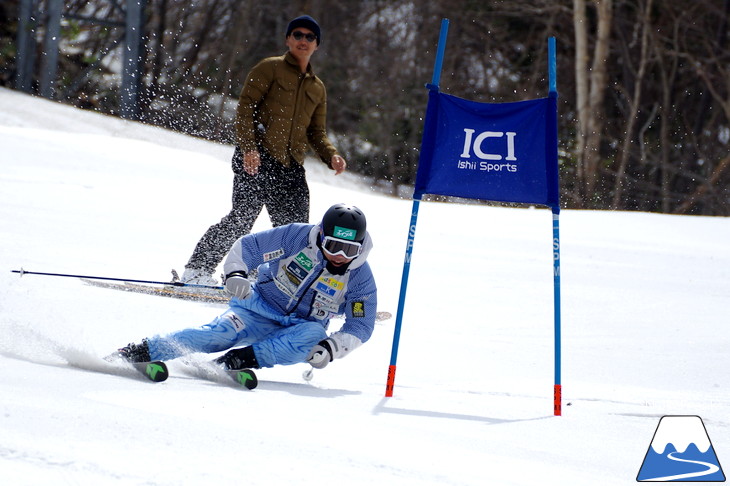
548 36 562 416
385 18 449 397
385 198 421 396
552 210 562 415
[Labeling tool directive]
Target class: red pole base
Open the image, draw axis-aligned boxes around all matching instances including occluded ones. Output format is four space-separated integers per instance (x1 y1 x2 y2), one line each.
554 384 562 416
385 365 397 397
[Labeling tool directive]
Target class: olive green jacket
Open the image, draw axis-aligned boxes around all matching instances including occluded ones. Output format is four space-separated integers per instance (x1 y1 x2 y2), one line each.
234 52 339 167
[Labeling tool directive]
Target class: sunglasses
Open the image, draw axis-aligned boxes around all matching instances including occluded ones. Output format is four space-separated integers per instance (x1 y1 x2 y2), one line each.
291 31 317 43
322 236 362 259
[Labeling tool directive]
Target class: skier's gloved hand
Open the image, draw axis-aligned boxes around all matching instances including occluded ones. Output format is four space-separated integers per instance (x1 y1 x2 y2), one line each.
224 271 251 299
307 338 337 369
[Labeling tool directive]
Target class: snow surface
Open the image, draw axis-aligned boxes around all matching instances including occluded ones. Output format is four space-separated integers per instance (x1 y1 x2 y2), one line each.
1 87 729 485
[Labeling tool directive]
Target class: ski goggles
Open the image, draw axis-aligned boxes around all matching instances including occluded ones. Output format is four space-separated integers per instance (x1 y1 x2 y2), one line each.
322 236 362 259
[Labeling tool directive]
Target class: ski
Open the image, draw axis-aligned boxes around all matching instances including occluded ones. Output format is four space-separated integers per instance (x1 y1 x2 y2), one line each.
81 278 229 304
109 355 249 386
129 361 169 382
176 358 258 389
82 277 393 321
102 348 169 382
225 368 259 390
374 311 392 321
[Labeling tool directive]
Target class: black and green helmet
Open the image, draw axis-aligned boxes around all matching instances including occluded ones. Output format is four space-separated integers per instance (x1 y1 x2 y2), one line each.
321 203 367 243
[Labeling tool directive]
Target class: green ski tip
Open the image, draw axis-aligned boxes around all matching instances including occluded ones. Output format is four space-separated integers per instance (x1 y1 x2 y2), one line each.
132 361 169 382
146 363 167 382
233 369 258 390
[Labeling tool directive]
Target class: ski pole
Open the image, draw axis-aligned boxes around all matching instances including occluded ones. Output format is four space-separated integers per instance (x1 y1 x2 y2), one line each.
10 268 224 289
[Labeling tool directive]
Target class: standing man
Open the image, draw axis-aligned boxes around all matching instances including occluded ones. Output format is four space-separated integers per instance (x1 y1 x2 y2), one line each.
182 15 347 285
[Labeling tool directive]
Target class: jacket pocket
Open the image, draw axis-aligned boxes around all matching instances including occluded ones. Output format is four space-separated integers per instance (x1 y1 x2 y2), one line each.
302 85 324 118
268 77 297 113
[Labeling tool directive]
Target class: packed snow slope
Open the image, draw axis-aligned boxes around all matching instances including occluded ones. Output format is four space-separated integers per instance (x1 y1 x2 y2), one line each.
1 87 729 485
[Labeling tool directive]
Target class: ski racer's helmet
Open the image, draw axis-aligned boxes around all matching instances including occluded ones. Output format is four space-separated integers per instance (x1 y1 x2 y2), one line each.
322 203 367 242
320 204 367 259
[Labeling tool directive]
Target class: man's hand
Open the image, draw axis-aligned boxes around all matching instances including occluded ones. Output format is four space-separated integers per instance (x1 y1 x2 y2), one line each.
306 338 336 369
224 271 252 300
330 154 347 175
243 150 261 175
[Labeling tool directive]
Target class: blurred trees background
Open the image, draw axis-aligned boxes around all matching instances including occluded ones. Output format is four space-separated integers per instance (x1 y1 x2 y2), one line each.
0 0 728 215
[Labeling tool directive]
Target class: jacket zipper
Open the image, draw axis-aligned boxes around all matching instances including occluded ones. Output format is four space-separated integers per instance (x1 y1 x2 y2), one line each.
287 263 324 315
288 73 307 153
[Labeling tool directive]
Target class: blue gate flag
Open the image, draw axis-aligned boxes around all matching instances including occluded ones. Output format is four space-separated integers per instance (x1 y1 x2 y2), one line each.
414 89 559 210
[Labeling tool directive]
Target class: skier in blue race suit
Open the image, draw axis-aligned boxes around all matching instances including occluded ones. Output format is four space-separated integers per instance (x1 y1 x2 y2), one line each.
117 203 377 372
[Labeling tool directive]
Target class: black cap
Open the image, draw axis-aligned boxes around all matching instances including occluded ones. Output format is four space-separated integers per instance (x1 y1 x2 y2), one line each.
286 15 321 45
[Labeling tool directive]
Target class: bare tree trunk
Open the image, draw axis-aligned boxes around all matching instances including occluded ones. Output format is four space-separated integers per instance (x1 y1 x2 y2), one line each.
675 155 730 214
177 0 222 79
216 3 248 130
611 0 653 208
573 0 588 194
144 0 168 117
573 0 613 206
656 44 674 214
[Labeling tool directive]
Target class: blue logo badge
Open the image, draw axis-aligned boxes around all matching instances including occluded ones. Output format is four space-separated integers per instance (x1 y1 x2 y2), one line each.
637 415 725 482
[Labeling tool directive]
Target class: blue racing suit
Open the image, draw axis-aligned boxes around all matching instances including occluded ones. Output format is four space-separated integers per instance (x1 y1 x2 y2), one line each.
147 223 378 367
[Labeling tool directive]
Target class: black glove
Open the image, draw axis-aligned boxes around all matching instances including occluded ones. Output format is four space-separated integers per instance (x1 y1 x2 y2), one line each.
306 338 336 369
